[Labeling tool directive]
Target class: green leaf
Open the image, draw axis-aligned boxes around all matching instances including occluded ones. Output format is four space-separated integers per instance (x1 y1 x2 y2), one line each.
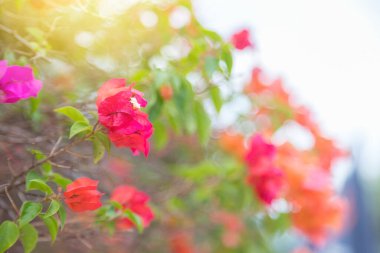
54 106 89 124
42 200 60 219
20 224 38 253
0 221 19 253
26 179 53 194
210 86 223 112
42 216 58 243
148 97 163 122
92 137 105 164
94 131 111 153
153 121 168 149
30 149 52 175
123 209 144 234
51 173 72 189
26 171 44 189
69 121 91 139
194 101 211 145
221 45 233 76
18 202 43 227
58 204 66 230
204 56 219 79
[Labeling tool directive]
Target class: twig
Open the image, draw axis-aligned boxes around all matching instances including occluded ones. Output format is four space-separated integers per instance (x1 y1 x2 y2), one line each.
65 149 92 159
49 161 72 169
5 187 19 215
49 136 63 156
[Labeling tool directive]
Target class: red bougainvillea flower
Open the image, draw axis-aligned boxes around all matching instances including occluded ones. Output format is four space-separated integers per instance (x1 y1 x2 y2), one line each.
111 185 154 230
169 232 196 253
64 177 103 212
97 78 153 156
245 134 284 204
0 60 42 104
231 29 253 50
159 85 174 101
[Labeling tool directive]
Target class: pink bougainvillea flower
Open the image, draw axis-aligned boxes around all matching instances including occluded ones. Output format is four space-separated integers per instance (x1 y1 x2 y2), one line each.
0 60 42 104
111 185 154 230
64 177 103 212
96 78 153 156
245 134 276 168
231 29 253 50
245 134 284 204
247 166 284 205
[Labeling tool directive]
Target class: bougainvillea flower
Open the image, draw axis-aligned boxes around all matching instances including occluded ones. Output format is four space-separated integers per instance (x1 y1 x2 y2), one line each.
64 177 103 212
275 142 346 245
291 197 346 246
0 60 42 104
97 79 153 156
245 68 268 94
159 85 174 101
245 134 276 168
245 134 284 204
313 134 347 171
169 232 196 253
231 29 253 50
111 185 154 230
247 166 284 205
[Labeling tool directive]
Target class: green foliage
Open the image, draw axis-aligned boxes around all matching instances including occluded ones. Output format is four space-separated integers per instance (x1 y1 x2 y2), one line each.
123 209 144 234
210 86 223 112
18 201 43 227
20 224 38 253
26 179 53 195
42 216 59 243
0 221 19 253
194 100 211 145
42 200 61 219
69 121 91 139
51 173 72 189
54 106 89 124
30 149 52 175
58 204 67 230
153 121 168 149
92 135 106 164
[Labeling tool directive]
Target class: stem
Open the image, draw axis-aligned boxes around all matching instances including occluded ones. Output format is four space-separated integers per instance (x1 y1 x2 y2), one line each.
5 187 19 215
0 129 97 194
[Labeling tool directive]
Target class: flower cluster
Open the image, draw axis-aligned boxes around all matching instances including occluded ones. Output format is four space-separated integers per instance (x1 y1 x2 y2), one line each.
245 134 284 205
245 68 347 245
64 179 154 231
110 185 154 230
0 60 42 104
96 78 153 156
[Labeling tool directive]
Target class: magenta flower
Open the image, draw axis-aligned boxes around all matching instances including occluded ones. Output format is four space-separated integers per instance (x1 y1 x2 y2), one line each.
231 29 253 50
0 60 43 104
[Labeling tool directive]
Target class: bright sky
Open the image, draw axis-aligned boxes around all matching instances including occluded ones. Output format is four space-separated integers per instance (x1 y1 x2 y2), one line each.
193 0 380 179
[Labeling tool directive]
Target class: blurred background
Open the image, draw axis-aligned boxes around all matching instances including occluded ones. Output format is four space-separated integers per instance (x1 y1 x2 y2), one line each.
193 0 380 252
1 0 380 252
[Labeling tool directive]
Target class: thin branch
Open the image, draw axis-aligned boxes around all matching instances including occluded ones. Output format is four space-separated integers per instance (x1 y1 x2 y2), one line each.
49 136 63 156
5 187 19 215
49 161 72 169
